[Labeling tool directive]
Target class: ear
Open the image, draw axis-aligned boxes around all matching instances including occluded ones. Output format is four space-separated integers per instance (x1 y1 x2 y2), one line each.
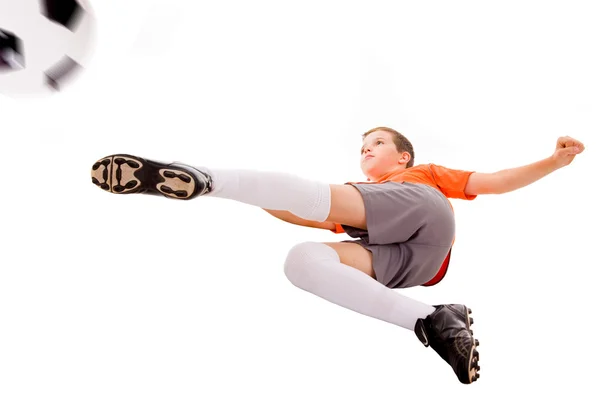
398 151 411 164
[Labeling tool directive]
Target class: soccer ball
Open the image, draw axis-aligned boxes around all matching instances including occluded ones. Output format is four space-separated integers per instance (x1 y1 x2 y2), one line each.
0 0 95 97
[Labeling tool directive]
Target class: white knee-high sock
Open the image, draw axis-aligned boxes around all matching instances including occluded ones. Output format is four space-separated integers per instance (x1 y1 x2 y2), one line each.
283 241 436 330
198 167 331 222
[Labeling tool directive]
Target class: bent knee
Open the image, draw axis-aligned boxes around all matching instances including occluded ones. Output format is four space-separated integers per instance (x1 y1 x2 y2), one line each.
283 241 339 287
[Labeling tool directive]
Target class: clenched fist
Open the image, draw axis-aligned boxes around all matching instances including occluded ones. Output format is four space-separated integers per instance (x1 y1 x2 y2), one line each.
552 136 585 168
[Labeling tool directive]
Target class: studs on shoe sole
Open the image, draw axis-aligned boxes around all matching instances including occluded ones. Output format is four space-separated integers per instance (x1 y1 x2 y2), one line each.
91 158 112 192
160 185 189 198
163 170 191 183
466 310 480 384
468 349 480 383
157 169 196 199
112 157 141 193
91 156 142 193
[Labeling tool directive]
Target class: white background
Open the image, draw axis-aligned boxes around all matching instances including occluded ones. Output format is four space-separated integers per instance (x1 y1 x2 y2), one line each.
1 0 599 399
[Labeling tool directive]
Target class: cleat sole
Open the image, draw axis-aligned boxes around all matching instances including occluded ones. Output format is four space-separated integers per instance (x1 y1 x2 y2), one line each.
157 168 196 199
466 310 480 384
91 155 142 194
90 154 202 200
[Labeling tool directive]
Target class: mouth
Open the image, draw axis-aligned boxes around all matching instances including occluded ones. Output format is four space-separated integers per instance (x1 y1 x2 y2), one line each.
363 155 374 161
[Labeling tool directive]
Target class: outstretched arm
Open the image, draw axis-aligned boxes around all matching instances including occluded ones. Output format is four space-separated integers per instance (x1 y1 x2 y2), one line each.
465 136 585 195
263 209 337 231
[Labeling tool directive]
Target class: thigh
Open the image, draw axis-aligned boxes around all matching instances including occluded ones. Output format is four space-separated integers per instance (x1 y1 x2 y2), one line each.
323 241 375 278
326 184 367 230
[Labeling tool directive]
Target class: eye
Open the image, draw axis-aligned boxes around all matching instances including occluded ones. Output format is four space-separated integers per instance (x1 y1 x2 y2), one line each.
376 140 383 145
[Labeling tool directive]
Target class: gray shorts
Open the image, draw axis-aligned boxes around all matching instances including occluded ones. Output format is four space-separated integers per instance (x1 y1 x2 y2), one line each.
341 182 455 289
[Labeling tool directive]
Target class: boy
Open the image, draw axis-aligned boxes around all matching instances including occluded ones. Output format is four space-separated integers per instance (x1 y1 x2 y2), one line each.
90 127 585 384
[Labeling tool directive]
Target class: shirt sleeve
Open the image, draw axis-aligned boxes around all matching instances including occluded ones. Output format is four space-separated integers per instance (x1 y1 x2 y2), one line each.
330 223 345 234
428 164 477 200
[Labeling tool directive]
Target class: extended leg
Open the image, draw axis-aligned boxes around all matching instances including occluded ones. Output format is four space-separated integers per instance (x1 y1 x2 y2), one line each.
91 154 367 229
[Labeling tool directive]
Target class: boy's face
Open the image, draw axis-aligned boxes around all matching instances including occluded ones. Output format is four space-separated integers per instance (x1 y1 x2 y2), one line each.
360 130 408 180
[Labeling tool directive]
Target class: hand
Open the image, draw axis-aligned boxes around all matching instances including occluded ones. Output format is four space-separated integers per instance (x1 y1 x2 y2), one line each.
551 136 585 168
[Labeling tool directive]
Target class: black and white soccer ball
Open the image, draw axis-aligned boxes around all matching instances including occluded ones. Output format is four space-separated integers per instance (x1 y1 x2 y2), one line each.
0 0 95 97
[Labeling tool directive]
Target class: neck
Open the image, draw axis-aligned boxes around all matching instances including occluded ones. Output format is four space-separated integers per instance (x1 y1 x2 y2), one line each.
370 164 407 182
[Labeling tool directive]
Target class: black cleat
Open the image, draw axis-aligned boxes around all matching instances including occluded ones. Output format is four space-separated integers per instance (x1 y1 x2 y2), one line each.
414 304 480 384
91 154 212 200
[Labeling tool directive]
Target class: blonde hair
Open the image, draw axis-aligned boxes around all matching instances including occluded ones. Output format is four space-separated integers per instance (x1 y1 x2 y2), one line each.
362 126 415 168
